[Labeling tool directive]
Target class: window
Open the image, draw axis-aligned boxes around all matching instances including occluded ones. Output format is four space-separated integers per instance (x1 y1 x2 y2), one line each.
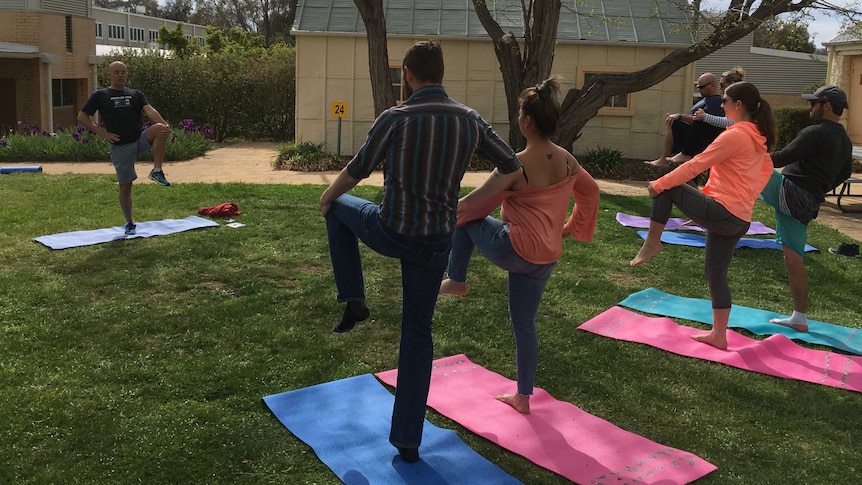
583 73 628 108
197 36 205 48
65 16 72 52
130 27 145 43
579 68 634 115
389 66 405 103
149 29 160 43
95 22 103 39
108 24 125 40
52 79 75 107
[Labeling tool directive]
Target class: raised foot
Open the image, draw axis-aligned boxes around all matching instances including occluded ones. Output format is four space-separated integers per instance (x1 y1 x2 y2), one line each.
630 242 663 266
690 332 728 351
439 278 468 296
495 393 530 414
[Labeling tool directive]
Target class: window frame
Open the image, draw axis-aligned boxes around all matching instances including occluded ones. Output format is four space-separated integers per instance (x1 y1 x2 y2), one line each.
52 79 75 108
108 24 125 40
578 66 635 116
389 65 405 104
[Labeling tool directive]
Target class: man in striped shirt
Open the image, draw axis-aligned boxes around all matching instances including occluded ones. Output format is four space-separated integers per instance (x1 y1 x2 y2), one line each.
319 40 522 463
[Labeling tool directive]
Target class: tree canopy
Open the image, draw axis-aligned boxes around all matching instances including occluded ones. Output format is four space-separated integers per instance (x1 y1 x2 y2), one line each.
753 17 816 53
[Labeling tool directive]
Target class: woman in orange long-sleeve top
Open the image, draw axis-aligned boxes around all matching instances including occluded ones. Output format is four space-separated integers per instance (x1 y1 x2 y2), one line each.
439 76 600 414
631 82 775 350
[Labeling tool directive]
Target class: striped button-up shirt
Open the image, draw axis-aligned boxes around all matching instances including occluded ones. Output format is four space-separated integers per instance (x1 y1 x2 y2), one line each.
347 85 520 236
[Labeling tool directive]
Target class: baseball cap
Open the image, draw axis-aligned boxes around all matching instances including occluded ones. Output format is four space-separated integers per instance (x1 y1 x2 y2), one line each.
801 85 848 109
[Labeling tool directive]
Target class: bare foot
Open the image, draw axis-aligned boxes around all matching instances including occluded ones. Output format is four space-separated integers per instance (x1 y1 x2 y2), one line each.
690 331 728 350
644 157 671 168
439 278 468 296
496 393 530 414
769 318 809 332
667 153 691 164
630 241 663 266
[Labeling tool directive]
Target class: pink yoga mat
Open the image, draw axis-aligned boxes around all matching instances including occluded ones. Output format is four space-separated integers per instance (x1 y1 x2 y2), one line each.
579 307 862 394
376 355 716 484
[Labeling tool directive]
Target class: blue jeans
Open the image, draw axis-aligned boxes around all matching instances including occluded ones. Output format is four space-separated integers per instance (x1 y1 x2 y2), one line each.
448 217 556 396
325 194 452 449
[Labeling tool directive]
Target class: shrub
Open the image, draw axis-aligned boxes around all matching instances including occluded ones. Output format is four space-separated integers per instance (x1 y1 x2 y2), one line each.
273 142 344 171
577 147 625 172
0 120 212 162
773 106 812 150
97 44 296 142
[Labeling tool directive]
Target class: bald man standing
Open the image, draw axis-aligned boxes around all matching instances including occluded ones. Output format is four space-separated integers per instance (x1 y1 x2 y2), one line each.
78 60 172 235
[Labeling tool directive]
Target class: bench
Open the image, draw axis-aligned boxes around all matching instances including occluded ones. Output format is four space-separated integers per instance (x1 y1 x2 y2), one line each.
828 176 862 213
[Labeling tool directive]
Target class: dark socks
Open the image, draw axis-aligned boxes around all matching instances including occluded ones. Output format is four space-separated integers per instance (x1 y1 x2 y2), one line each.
332 300 369 333
396 446 419 463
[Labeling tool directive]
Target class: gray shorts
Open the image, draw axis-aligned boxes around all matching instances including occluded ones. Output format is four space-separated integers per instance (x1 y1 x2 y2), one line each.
109 131 152 184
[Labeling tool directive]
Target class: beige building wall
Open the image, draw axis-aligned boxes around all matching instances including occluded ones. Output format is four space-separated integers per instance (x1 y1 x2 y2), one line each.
295 34 694 159
826 42 862 144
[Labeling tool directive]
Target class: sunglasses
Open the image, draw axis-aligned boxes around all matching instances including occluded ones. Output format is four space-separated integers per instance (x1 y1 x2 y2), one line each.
721 97 734 105
695 82 713 90
808 99 825 107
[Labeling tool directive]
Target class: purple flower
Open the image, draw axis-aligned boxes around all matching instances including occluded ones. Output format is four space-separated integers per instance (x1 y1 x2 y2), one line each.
0 138 7 147
72 132 80 141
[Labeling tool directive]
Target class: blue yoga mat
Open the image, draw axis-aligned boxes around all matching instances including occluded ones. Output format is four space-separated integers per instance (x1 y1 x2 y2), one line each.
34 215 220 250
1 165 42 174
636 230 818 252
620 287 862 356
263 374 522 485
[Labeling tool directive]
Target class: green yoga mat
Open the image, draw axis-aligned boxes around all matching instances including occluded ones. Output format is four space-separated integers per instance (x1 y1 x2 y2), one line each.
620 288 862 355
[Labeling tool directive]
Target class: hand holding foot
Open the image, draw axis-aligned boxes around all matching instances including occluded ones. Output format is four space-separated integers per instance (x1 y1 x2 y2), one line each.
496 393 531 414
690 331 728 350
439 278 468 296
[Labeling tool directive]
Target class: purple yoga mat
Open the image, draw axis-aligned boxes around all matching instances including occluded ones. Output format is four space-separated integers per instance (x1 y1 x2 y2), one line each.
616 212 775 235
579 307 862 394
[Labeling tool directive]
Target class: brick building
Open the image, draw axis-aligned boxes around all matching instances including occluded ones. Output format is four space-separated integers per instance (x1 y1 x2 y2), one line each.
0 0 206 132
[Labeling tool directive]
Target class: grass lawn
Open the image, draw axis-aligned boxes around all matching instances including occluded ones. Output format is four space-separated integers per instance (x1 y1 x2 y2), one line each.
1 174 860 484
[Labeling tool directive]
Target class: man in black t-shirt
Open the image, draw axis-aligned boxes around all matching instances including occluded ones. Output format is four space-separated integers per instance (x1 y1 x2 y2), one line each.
760 85 853 331
78 61 172 235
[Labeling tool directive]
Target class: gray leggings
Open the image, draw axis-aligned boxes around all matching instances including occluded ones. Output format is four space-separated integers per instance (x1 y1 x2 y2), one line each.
651 184 750 309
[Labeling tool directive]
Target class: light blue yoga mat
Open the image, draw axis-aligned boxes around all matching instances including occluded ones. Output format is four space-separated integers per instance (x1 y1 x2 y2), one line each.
636 230 818 252
620 287 862 355
263 374 522 485
34 215 220 250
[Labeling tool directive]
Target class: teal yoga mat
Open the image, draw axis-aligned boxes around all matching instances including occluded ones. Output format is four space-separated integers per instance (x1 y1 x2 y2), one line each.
636 230 818 252
263 374 522 485
620 288 862 355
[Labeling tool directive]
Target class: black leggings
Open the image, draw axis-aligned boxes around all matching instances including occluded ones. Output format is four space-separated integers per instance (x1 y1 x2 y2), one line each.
651 184 750 309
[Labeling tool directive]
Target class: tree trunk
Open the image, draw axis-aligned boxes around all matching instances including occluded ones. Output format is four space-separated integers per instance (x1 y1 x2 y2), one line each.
471 0 561 150
354 0 395 116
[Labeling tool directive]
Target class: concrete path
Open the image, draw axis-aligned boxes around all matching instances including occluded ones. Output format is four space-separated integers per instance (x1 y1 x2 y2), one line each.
4 141 860 242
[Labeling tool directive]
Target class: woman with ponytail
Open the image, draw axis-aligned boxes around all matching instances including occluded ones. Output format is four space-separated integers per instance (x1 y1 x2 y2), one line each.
631 81 775 350
439 76 600 413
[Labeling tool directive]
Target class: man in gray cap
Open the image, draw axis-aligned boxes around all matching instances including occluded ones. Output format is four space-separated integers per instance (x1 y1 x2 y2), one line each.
759 85 853 331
